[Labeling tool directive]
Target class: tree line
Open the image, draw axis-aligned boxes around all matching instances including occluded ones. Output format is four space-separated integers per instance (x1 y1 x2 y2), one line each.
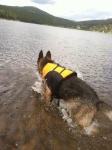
0 5 112 33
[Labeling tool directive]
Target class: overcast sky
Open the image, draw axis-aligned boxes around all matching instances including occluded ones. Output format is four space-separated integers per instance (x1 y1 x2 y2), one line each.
0 0 112 21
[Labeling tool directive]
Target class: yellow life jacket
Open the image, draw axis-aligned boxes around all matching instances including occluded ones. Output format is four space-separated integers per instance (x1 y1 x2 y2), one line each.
42 63 77 99
42 63 74 78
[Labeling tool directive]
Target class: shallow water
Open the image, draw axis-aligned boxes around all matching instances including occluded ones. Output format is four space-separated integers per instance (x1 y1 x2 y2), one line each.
0 20 112 150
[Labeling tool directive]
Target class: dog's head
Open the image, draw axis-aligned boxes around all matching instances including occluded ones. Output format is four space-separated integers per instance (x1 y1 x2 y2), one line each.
37 50 53 76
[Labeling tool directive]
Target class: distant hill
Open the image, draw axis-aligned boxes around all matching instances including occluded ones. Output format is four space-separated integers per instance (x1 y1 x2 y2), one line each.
0 5 112 33
0 5 77 28
77 19 112 33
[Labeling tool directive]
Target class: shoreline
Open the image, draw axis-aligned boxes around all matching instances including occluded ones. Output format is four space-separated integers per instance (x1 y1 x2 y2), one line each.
0 18 112 34
0 18 20 22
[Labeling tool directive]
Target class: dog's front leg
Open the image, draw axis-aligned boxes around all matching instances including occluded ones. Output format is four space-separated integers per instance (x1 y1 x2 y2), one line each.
45 87 52 101
44 84 52 102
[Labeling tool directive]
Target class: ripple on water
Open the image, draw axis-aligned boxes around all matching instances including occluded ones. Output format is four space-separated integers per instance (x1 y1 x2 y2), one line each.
0 20 112 150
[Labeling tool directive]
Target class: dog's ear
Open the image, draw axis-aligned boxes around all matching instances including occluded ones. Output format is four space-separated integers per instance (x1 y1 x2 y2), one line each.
45 51 51 59
38 50 43 60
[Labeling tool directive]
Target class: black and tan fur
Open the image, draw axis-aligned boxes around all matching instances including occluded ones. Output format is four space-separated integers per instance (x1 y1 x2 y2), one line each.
37 50 112 132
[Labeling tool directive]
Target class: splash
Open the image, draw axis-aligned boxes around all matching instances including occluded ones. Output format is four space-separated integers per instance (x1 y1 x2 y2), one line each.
83 121 99 135
31 80 42 93
59 99 78 130
31 76 44 99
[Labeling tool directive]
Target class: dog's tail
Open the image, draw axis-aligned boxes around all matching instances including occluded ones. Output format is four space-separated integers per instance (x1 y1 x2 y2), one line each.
96 101 112 121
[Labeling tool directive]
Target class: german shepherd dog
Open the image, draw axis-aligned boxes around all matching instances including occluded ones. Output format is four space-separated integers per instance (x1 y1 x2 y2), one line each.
37 50 112 133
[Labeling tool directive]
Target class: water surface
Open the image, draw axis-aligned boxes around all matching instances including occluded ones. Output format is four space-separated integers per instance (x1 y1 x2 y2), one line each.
0 20 112 150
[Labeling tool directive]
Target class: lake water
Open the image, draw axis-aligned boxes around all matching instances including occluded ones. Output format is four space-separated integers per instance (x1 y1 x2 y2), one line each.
0 20 112 150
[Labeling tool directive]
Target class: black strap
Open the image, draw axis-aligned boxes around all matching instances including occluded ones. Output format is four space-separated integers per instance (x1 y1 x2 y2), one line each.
53 64 66 74
52 64 59 71
60 68 66 74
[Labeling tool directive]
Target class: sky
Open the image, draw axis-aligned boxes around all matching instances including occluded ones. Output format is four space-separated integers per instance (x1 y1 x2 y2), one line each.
0 0 112 21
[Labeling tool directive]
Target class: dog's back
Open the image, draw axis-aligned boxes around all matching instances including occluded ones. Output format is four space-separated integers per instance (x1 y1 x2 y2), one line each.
58 75 112 129
59 75 99 104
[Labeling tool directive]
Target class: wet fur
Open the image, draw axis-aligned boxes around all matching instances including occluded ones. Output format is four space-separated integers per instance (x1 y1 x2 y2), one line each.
37 50 112 133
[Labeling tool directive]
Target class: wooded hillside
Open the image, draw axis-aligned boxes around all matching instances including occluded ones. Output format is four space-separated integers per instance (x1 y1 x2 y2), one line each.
0 5 112 33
